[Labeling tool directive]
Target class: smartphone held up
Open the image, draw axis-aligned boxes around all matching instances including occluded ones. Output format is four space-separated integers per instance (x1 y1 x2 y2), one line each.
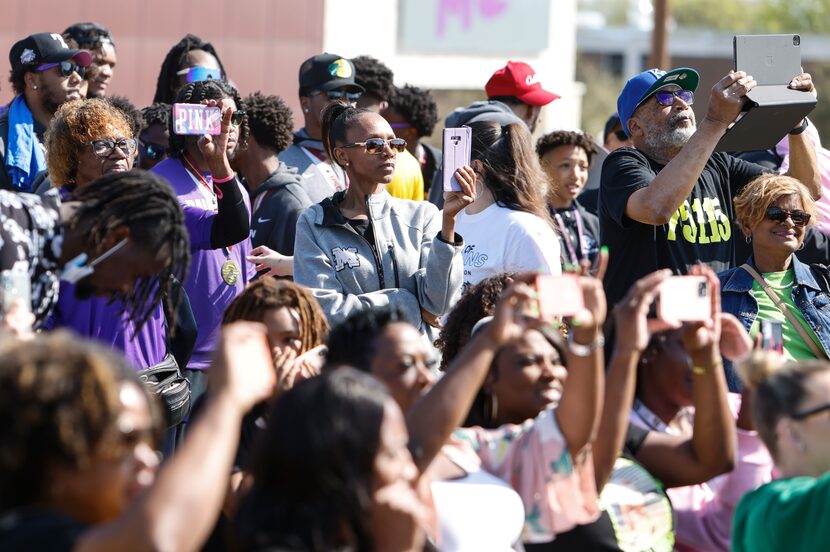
173 103 222 136
654 276 712 325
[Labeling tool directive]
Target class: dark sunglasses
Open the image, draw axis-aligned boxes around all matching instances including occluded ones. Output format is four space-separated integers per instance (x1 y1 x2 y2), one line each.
653 89 694 107
36 61 86 79
140 140 166 161
91 137 138 158
176 66 223 83
342 137 407 154
765 206 811 227
230 110 246 127
791 401 830 421
314 89 362 103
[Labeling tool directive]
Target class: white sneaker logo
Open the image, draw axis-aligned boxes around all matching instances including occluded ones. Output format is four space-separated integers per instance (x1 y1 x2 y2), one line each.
257 217 271 223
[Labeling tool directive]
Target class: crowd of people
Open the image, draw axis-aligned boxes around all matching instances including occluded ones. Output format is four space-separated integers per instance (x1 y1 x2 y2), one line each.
1 21 830 552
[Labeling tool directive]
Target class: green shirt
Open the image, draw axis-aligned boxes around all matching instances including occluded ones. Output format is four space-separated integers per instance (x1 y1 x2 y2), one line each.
749 268 823 361
733 473 830 552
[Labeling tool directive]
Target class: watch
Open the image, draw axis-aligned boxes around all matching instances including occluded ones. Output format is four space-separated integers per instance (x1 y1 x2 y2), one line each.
790 118 809 135
568 333 605 357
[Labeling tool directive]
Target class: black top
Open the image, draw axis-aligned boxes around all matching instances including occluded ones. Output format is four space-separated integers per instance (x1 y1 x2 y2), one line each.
0 510 86 552
599 147 765 306
552 203 600 266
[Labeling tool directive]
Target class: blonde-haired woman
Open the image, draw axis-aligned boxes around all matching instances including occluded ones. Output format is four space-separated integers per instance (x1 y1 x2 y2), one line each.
733 354 830 551
719 174 830 363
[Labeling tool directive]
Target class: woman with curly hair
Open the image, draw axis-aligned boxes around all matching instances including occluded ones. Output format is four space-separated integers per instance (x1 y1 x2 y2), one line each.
44 98 135 195
0 324 276 552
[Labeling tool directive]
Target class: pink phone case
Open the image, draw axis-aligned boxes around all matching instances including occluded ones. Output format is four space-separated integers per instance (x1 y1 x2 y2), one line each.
172 104 222 136
536 274 584 319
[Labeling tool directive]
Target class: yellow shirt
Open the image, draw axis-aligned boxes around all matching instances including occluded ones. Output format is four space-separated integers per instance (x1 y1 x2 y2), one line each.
386 149 425 201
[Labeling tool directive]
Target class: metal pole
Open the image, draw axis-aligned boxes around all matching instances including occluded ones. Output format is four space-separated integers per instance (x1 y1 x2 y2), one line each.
649 0 670 69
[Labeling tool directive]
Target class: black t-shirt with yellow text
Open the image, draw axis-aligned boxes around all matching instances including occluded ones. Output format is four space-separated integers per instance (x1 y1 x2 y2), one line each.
599 147 765 306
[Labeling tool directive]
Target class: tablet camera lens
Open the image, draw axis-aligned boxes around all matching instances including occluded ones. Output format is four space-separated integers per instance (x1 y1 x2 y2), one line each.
793 35 801 46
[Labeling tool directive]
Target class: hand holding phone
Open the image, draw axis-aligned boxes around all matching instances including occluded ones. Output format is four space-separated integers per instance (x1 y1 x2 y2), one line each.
173 103 222 136
442 127 472 192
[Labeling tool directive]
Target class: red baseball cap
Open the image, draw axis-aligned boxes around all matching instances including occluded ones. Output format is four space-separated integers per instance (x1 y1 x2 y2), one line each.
485 61 560 106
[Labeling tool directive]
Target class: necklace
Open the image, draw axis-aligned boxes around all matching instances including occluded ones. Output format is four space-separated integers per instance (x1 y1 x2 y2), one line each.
763 273 796 290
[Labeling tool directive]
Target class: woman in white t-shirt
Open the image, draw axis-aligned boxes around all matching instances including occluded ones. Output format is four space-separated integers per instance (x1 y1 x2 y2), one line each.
455 121 561 292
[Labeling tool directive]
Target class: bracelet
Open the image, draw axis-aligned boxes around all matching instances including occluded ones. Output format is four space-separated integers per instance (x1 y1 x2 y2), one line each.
691 365 709 376
790 118 809 135
568 333 605 357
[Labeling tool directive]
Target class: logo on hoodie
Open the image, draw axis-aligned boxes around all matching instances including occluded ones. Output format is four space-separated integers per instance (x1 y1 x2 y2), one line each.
332 247 360 271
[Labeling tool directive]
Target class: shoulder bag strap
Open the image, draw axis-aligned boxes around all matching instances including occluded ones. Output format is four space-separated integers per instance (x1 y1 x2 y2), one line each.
741 263 827 359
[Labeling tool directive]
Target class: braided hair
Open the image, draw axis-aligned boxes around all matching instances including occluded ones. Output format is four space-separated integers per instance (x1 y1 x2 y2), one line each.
68 170 190 330
320 101 371 167
153 34 227 104
168 79 248 158
222 278 329 354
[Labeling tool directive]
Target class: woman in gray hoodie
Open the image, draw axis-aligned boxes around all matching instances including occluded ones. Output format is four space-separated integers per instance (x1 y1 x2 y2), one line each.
293 102 474 335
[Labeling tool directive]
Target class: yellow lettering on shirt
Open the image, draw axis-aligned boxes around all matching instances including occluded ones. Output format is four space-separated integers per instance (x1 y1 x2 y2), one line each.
666 196 732 244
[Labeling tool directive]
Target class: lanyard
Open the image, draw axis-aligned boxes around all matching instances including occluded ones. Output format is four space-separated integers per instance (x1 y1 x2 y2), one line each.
300 145 347 193
632 399 670 433
182 156 233 256
553 206 585 265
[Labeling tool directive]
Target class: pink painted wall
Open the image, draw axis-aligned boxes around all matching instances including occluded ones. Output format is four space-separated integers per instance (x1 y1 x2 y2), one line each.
0 0 325 123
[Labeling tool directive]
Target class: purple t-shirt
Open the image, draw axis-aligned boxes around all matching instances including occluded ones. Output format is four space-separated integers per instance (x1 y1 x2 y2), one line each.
46 281 167 369
152 157 255 370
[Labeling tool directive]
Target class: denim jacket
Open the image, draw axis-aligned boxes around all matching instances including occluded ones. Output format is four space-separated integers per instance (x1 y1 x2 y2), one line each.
719 255 830 388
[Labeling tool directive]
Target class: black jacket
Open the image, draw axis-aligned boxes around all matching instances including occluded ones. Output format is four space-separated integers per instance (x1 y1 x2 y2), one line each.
249 162 312 255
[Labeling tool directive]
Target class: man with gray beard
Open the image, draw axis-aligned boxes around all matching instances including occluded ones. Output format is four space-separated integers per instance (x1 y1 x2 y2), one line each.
598 67 820 306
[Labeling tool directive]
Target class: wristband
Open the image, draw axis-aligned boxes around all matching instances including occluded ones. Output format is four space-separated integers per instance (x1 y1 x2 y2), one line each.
789 119 809 135
213 173 236 184
568 333 605 357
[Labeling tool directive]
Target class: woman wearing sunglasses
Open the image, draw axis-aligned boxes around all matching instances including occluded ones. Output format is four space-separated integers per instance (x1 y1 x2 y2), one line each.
733 354 830 551
293 101 474 334
720 174 830 363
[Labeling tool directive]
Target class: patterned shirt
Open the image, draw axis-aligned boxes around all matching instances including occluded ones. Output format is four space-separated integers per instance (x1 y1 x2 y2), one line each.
0 190 62 326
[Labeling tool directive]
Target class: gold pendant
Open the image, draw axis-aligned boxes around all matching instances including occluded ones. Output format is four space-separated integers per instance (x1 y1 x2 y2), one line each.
221 259 241 286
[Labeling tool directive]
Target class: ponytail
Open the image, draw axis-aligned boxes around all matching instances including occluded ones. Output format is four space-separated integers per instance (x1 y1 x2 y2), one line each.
320 101 370 166
469 121 554 229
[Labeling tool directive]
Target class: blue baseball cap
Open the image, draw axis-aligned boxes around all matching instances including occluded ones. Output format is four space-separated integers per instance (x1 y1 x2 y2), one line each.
617 67 699 137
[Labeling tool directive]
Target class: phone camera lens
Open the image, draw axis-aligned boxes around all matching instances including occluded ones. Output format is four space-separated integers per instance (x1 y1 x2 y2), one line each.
793 35 801 46
698 282 707 297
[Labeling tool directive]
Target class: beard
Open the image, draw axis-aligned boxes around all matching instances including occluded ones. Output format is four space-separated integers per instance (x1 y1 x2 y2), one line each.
643 111 696 157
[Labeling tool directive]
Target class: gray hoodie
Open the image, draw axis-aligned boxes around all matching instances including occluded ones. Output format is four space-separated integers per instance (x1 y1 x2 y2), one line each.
278 128 346 204
250 162 311 255
293 190 463 333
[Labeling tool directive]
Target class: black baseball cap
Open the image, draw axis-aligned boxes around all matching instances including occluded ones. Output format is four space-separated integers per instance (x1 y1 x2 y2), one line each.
10 32 92 73
299 53 364 96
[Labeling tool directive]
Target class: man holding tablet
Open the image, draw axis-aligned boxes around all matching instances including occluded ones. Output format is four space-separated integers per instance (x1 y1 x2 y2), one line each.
599 66 819 306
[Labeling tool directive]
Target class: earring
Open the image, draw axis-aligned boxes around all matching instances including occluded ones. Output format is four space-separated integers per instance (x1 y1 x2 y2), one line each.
799 241 806 250
745 235 752 244
486 393 498 422
344 162 350 166
32 85 37 90
303 108 309 113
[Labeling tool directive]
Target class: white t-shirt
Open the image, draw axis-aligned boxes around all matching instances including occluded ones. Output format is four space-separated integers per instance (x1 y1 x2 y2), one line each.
455 202 562 291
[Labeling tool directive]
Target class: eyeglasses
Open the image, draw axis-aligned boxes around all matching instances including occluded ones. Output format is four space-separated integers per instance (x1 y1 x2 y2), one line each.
791 401 830 421
36 61 86 79
139 140 166 161
765 206 811 227
653 89 694 107
91 138 138 158
176 66 223 84
230 110 246 127
341 138 407 154
313 89 363 103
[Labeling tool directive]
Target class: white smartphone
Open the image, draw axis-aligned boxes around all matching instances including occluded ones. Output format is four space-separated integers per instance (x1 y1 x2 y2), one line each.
657 276 711 323
442 126 472 192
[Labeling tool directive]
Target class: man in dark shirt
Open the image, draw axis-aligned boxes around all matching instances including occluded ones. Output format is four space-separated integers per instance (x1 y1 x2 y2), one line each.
599 67 820 306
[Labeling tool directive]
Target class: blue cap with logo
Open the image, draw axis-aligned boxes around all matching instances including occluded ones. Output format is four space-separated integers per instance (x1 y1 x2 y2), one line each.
617 67 700 137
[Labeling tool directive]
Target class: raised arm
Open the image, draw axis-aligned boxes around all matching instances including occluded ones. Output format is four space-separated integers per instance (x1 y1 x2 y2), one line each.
783 72 821 199
75 322 276 552
406 279 534 473
626 72 756 225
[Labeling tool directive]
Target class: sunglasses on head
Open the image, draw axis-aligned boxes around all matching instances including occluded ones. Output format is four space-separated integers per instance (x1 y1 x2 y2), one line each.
90 137 137 158
765 206 811 227
314 89 363 103
140 140 166 161
342 137 407 154
36 61 86 79
653 89 694 107
176 66 223 84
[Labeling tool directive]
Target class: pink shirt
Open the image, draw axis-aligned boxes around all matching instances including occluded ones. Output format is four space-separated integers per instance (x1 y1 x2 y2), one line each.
776 124 830 235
